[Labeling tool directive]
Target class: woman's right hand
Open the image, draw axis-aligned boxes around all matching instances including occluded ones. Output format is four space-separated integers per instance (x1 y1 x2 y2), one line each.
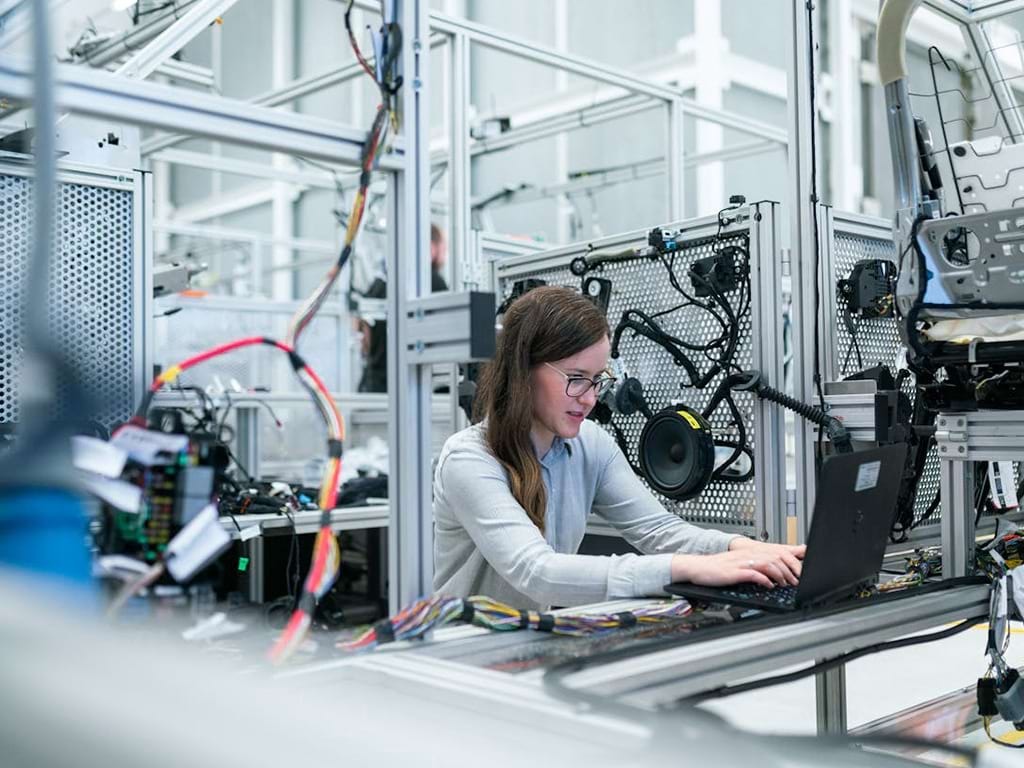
670 549 796 589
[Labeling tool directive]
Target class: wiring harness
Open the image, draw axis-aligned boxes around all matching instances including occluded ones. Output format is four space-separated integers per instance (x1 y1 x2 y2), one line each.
598 201 754 481
338 595 693 652
109 2 402 664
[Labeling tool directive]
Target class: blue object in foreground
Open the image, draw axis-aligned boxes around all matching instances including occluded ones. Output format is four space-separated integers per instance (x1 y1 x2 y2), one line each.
0 487 93 587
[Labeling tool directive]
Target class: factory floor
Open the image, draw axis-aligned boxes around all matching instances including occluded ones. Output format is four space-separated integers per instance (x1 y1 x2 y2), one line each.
699 623 1024 752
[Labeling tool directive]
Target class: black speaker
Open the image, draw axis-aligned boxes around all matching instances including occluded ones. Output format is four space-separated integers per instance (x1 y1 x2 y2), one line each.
638 406 715 501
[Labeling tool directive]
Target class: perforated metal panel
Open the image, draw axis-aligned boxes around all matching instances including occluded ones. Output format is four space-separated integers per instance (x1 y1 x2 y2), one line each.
493 204 787 537
821 210 942 532
0 164 143 430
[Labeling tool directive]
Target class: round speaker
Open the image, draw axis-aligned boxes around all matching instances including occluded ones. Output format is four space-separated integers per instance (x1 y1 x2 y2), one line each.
638 405 715 501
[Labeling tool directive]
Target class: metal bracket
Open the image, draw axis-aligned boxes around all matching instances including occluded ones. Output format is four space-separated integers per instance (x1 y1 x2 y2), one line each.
935 413 969 459
402 290 496 365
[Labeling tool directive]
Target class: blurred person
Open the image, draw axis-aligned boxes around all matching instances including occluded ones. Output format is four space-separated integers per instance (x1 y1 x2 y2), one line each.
356 224 448 392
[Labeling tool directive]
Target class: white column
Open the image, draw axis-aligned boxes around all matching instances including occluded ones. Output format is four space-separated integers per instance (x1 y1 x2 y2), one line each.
693 1 727 216
829 0 863 212
554 0 571 243
210 16 223 209
270 0 295 302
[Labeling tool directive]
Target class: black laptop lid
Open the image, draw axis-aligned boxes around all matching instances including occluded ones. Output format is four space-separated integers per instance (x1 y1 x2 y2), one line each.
797 443 907 606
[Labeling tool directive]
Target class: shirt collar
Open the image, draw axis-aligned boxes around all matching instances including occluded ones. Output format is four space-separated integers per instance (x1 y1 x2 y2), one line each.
539 435 573 466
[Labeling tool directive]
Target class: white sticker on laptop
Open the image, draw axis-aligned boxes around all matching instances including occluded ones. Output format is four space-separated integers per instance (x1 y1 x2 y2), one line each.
854 460 881 492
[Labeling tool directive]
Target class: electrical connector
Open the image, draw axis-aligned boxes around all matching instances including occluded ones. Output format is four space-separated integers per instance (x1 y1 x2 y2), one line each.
979 677 999 717
996 669 1024 725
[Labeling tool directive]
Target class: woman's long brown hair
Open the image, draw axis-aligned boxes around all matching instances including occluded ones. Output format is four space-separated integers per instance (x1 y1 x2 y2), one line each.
474 286 609 533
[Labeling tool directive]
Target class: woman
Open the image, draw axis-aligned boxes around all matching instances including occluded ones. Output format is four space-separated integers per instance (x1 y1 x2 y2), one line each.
433 286 804 609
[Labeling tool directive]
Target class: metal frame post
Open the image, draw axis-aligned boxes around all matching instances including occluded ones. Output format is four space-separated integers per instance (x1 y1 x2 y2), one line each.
815 665 848 735
939 455 975 578
788 0 819 542
449 31 470 290
389 0 433 610
667 98 686 219
749 202 788 542
114 0 240 81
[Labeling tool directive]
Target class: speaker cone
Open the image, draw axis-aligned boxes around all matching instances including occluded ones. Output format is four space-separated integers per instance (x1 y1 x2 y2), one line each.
638 405 715 501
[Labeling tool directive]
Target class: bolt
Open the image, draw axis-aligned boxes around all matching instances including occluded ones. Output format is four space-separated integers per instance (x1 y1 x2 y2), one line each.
413 77 422 89
413 39 422 52
958 446 965 453
939 418 946 427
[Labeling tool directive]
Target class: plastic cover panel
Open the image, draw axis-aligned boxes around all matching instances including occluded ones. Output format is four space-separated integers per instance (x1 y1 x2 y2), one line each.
497 230 761 532
0 172 136 429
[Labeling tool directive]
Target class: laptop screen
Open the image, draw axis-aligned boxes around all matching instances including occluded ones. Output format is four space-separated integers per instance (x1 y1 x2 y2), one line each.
798 443 908 606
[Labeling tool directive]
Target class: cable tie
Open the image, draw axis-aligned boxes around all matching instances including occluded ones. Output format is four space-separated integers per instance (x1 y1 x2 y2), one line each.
373 617 396 645
614 611 638 628
327 439 344 458
536 613 556 632
518 610 530 629
459 601 476 624
297 591 316 615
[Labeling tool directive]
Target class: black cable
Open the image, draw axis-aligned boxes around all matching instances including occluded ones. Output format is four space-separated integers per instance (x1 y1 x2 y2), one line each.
281 506 300 606
682 615 986 703
840 310 864 376
927 46 966 215
910 488 941 530
609 418 644 477
648 301 692 321
216 391 234 444
709 392 753 483
804 1 828 475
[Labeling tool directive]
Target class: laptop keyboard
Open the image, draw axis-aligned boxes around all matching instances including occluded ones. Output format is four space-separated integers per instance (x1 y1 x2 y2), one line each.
719 584 799 607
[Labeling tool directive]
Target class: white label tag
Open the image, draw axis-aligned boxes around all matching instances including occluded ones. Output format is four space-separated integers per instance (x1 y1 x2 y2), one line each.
165 504 231 582
78 472 143 513
111 425 188 466
71 436 127 478
854 460 882 492
239 524 261 542
988 461 1020 510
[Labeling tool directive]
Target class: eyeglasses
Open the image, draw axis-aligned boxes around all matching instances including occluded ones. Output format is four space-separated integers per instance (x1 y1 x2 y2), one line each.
544 362 617 398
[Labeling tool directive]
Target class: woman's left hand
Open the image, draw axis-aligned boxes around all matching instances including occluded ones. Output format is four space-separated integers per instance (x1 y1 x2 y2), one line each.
728 537 806 584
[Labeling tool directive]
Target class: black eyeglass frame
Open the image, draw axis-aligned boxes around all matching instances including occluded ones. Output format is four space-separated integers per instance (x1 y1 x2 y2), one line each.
544 362 617 398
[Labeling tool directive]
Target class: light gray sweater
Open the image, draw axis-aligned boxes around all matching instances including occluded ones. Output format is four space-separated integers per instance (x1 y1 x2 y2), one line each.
432 420 738 609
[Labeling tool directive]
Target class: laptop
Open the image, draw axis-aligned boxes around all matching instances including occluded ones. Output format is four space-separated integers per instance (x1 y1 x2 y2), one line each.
667 443 908 613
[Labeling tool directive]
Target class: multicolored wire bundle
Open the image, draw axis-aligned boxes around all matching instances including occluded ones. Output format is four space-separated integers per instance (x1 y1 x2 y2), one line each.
338 595 694 652
115 336 347 661
112 4 403 663
877 547 943 593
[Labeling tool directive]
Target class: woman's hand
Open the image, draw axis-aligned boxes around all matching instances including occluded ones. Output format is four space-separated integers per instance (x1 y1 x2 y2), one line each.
729 537 806 584
670 539 806 589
